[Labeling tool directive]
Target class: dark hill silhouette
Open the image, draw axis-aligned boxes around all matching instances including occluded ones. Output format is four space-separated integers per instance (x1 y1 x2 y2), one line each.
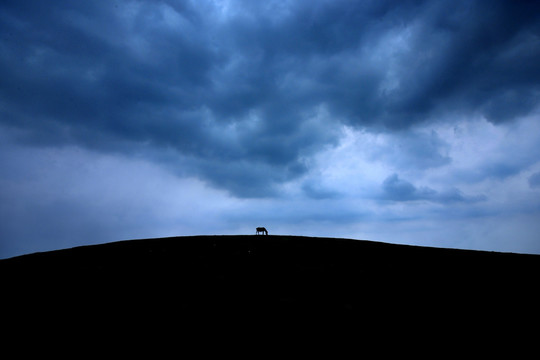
3 235 539 337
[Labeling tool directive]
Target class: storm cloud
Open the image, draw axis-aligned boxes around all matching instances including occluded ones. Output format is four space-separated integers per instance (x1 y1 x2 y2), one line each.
1 0 540 257
381 173 486 203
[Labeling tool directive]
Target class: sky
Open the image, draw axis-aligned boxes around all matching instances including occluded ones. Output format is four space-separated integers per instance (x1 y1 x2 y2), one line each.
1 0 540 258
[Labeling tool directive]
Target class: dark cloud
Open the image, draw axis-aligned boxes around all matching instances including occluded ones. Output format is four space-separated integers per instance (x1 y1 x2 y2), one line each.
381 174 486 203
385 0 540 126
1 0 539 197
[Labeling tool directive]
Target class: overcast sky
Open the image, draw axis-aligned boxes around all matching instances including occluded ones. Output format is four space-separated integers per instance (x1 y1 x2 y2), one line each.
1 0 540 258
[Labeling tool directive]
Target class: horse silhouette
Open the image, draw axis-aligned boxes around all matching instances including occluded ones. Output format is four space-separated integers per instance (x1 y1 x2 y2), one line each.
256 227 268 235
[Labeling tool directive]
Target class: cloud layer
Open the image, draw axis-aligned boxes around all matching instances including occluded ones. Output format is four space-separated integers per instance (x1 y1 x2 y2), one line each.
1 0 540 257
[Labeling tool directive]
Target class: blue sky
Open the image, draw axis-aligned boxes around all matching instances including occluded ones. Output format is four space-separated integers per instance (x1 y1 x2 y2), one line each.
1 0 540 258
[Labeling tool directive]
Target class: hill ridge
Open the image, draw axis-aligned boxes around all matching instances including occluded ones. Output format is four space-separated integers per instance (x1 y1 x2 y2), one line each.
3 233 536 263
3 234 539 325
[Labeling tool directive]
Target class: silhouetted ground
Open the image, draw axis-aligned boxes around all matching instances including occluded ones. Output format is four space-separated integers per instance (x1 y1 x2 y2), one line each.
2 235 539 338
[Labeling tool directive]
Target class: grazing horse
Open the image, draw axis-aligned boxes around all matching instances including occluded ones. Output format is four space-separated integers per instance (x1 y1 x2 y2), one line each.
256 227 268 235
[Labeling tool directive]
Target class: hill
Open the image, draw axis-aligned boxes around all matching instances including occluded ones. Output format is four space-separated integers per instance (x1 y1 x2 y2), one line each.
2 235 539 331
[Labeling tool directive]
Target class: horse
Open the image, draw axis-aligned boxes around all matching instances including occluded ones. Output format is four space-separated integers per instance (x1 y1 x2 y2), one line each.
256 227 268 235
